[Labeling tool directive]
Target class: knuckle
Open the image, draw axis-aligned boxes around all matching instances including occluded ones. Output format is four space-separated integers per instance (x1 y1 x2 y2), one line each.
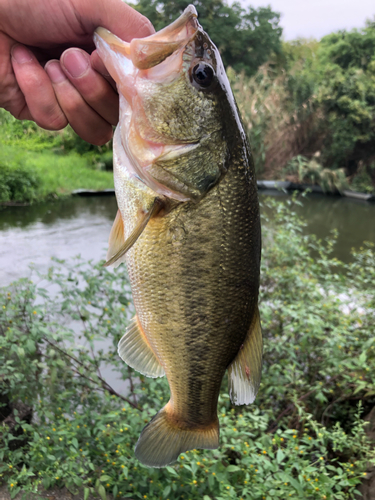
35 106 68 131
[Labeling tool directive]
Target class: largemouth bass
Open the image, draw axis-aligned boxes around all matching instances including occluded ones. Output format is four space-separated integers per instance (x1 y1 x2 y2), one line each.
94 5 262 468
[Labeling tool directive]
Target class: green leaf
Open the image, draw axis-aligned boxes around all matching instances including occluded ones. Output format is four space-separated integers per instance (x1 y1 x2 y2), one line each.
163 485 171 498
277 448 285 463
227 465 240 472
100 475 111 482
71 438 78 449
98 484 106 500
84 488 90 500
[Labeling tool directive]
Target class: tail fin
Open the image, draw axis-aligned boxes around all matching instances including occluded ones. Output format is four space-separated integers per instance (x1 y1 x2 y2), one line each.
134 404 219 468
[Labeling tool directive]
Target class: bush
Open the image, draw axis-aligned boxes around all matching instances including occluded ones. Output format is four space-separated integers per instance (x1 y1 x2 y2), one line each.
0 162 41 204
1 199 374 498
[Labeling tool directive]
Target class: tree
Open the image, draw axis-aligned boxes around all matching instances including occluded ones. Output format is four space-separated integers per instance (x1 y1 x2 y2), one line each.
132 0 282 76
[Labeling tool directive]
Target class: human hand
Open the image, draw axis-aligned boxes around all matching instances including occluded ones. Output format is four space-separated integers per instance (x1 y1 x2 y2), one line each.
0 0 154 144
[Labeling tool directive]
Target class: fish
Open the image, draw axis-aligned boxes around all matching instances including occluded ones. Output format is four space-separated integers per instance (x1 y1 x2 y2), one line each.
93 5 262 468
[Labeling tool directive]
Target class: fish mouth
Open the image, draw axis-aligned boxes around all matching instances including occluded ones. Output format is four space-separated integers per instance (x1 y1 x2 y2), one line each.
94 6 203 201
94 6 198 71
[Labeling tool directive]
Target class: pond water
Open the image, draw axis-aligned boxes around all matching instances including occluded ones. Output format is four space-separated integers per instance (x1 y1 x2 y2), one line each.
0 192 374 286
1 191 374 394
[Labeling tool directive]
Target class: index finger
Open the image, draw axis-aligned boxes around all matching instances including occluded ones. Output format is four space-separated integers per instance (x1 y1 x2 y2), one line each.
84 0 155 41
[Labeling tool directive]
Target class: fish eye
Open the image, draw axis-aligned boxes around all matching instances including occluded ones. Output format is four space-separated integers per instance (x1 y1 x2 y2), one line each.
192 63 215 89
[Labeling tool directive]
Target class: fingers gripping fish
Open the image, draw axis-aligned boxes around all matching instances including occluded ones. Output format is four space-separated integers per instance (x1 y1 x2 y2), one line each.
94 5 262 468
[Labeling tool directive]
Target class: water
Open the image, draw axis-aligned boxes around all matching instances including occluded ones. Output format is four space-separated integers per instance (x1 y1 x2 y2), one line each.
1 192 374 286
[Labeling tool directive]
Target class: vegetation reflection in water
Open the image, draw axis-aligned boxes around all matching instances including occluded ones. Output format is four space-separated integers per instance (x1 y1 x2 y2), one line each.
1 197 374 499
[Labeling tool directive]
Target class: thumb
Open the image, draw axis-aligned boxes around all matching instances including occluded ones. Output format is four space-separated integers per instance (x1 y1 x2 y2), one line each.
82 0 155 41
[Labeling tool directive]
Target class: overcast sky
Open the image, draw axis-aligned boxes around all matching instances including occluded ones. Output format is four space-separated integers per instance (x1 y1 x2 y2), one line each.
241 0 375 40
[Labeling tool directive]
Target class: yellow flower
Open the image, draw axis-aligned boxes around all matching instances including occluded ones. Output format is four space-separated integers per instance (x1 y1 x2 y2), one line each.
125 427 128 431
255 469 258 473
315 487 319 491
106 483 110 487
308 437 312 440
233 428 237 432
76 425 80 429
280 437 284 442
10 484 14 488
197 462 200 465
226 486 230 490
244 480 247 484
122 408 126 411
193 480 197 485
52 428 56 431
293 435 297 438
284 482 288 485
33 311 37 315
181 456 185 460
262 450 267 454
212 472 216 476
121 465 125 469
8 465 12 469
320 457 324 461
363 472 367 476
55 477 59 480
295 446 299 450
46 436 50 440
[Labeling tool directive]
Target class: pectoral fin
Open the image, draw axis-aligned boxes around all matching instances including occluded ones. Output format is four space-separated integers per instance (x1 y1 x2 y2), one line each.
106 210 125 269
228 306 262 405
118 315 165 378
104 198 163 268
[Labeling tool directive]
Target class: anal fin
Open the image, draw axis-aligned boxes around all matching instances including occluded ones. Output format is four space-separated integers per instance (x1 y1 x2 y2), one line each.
228 306 262 405
118 315 165 378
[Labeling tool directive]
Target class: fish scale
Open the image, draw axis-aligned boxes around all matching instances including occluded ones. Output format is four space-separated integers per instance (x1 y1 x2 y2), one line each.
94 4 262 467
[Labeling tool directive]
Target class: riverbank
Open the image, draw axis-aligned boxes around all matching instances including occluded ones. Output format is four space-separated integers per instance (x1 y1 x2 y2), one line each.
0 145 114 206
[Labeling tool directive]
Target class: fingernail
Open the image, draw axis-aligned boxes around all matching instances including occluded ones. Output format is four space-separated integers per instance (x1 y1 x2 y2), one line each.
62 49 89 78
11 45 33 64
45 61 67 84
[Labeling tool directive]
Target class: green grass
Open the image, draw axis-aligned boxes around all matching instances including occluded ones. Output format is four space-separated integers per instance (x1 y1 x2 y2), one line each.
0 145 113 204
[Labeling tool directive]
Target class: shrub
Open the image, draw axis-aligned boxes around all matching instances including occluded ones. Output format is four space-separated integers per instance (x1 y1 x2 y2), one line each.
0 162 41 204
1 198 374 499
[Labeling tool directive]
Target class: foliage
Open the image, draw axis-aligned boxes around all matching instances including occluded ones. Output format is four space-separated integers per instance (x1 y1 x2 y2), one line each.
133 0 283 76
285 155 349 193
0 108 112 156
350 162 375 193
0 161 41 204
0 145 113 204
1 198 374 499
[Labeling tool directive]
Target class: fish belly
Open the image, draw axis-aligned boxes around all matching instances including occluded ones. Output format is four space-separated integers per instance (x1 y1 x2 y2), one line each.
121 155 261 430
